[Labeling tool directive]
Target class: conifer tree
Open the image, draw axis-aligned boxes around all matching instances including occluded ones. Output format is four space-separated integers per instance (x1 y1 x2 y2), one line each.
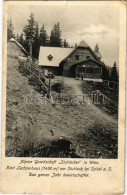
23 13 37 41
19 33 24 46
63 39 70 48
16 34 20 42
111 62 118 82
39 25 48 46
7 18 15 41
50 22 62 47
23 13 38 58
102 65 110 80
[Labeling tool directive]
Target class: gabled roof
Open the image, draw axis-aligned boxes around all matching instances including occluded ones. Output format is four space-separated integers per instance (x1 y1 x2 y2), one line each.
72 58 105 67
9 38 29 55
78 40 90 48
94 51 102 58
38 46 74 67
61 41 100 63
78 41 101 61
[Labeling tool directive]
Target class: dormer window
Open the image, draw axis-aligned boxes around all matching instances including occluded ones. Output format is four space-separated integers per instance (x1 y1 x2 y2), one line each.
48 54 53 61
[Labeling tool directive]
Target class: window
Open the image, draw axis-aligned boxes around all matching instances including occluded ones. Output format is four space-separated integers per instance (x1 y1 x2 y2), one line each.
48 54 53 61
94 68 101 73
78 67 85 73
86 56 90 59
86 68 93 73
75 55 79 60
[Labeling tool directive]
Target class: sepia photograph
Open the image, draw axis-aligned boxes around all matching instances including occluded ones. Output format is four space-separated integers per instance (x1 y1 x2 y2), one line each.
6 3 119 159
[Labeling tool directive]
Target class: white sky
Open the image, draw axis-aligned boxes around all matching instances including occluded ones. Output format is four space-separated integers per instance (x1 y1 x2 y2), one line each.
8 4 119 67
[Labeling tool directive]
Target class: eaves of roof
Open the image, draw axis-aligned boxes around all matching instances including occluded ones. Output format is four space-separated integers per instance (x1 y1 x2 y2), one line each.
72 58 105 67
61 45 100 64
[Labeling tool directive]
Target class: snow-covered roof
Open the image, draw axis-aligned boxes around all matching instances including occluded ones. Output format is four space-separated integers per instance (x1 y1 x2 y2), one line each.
38 46 74 67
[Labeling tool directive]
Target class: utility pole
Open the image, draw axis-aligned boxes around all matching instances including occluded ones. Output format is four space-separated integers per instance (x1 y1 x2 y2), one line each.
48 73 51 98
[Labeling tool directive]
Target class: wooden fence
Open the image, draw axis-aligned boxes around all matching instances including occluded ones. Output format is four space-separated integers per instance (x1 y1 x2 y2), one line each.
18 59 54 103
84 81 118 116
103 80 119 90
